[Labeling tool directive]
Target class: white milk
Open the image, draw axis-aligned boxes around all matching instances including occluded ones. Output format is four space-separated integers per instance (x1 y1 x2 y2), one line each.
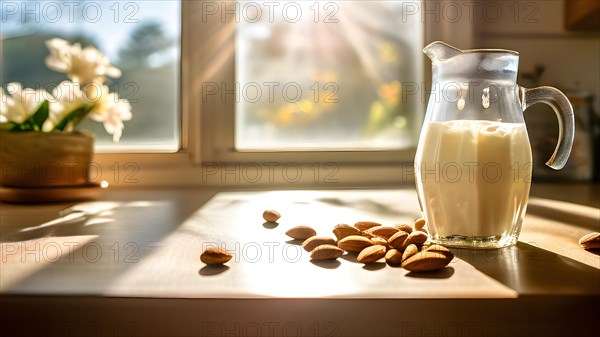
415 120 532 238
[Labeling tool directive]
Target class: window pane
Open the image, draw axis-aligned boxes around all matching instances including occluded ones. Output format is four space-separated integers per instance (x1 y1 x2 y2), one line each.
1 0 180 151
236 1 423 150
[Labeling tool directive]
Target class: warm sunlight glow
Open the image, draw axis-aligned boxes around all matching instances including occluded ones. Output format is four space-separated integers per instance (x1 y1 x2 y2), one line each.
236 1 423 150
0 235 99 291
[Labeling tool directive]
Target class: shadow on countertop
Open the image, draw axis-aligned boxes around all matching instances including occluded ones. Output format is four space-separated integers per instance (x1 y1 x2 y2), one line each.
452 242 600 296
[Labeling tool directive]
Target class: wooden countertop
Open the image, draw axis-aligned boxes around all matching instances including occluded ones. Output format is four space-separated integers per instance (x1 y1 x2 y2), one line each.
1 184 599 337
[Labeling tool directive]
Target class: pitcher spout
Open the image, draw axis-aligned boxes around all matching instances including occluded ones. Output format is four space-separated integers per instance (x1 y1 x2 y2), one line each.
423 41 462 63
423 41 520 82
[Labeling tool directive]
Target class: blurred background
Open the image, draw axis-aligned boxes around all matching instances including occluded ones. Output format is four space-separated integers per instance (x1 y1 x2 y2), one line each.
1 0 599 180
235 2 423 150
473 0 600 181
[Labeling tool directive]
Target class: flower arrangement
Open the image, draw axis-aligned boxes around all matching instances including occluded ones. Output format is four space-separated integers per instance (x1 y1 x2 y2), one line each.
0 39 132 142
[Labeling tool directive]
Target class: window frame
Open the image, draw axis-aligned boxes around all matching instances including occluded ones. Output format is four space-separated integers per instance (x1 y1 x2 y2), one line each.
184 0 433 165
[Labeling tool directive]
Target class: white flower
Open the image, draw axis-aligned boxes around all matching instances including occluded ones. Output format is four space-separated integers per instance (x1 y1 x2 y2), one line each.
45 38 121 85
88 85 132 142
0 88 10 124
0 83 52 124
43 81 87 131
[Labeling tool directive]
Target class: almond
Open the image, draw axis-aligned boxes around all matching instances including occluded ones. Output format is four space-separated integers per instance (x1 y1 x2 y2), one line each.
286 226 317 239
361 231 376 239
333 224 361 240
338 235 374 252
579 232 600 250
425 244 454 262
371 237 388 246
388 231 410 250
401 251 450 272
385 249 403 266
408 230 428 245
310 244 344 261
413 218 427 231
354 221 382 231
302 236 337 252
394 224 413 234
200 247 232 265
402 244 419 262
365 226 399 240
263 210 281 222
357 245 387 264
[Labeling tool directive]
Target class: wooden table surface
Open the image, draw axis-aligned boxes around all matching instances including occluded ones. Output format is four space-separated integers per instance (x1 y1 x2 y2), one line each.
1 184 599 337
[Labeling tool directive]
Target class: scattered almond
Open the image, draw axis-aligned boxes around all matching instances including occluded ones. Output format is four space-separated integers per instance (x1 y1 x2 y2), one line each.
579 232 600 250
365 226 399 240
414 218 427 231
286 226 317 240
371 237 388 246
310 244 344 261
302 236 337 252
200 247 232 265
401 251 450 272
385 249 403 266
357 245 387 264
263 210 281 222
394 224 413 234
338 235 374 252
408 231 428 245
354 221 382 231
402 244 419 262
333 224 361 240
388 231 410 250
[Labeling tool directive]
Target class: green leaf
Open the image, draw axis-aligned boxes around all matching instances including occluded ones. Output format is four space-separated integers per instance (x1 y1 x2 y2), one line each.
53 106 86 131
70 104 93 128
11 121 33 131
0 122 15 130
30 100 49 129
6 102 49 132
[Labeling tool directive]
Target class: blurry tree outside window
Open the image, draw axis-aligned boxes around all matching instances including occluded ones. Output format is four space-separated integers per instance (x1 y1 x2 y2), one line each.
235 1 424 150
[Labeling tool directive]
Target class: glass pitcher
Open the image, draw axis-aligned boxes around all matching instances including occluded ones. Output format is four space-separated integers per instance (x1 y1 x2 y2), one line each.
415 41 574 249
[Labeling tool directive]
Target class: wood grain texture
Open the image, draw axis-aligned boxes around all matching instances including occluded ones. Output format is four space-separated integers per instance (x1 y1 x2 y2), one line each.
0 132 93 187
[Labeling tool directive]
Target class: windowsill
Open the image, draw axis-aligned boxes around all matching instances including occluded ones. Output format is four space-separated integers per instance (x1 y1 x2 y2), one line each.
92 152 420 187
94 143 180 153
1 183 598 335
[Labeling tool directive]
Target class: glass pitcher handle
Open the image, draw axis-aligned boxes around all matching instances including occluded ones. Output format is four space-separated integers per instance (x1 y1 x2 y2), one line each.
521 86 575 170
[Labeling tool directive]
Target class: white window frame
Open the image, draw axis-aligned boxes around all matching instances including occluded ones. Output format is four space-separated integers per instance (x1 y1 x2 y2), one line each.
93 0 474 187
185 0 426 165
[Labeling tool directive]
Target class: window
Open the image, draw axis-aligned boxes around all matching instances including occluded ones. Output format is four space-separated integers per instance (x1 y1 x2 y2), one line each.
3 1 436 167
188 1 427 164
235 1 424 151
1 1 474 186
1 0 181 152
